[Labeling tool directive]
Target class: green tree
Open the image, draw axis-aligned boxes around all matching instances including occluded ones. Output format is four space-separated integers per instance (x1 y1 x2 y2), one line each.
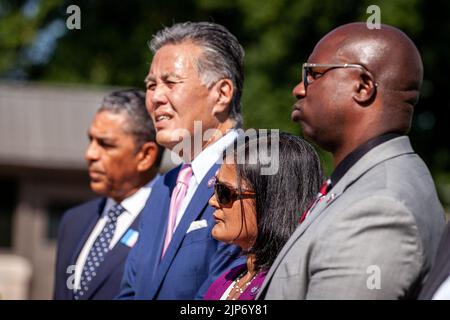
1 0 449 207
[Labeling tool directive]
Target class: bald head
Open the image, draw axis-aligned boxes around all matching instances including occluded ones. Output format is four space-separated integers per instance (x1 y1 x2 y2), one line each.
318 23 423 91
311 22 423 134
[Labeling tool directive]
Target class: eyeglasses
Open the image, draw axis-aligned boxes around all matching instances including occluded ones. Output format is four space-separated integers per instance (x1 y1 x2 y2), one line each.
214 179 256 207
302 63 376 90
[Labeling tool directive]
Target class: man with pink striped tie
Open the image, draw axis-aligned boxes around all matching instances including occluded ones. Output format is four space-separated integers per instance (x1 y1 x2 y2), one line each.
161 164 192 257
118 22 244 300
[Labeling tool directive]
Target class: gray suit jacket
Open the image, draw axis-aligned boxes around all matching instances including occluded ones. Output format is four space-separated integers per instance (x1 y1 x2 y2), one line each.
258 136 445 300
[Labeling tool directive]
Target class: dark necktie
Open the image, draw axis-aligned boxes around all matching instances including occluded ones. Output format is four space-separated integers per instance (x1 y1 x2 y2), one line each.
74 203 125 300
299 179 331 223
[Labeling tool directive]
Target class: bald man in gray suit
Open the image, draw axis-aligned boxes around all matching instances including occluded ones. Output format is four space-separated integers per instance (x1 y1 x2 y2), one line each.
258 23 445 300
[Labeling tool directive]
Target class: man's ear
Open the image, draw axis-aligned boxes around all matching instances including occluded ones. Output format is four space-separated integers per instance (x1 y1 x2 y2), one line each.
136 141 159 172
211 78 234 116
353 72 377 105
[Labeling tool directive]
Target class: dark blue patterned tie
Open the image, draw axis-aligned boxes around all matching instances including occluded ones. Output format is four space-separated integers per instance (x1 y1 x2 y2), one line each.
74 203 125 300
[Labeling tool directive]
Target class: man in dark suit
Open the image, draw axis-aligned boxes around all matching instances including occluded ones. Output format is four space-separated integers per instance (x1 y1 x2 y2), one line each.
54 89 163 300
118 22 244 299
258 22 445 299
419 223 450 299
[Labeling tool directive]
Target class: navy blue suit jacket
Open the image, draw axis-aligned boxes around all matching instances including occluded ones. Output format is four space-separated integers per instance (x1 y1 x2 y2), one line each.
118 164 241 300
54 198 141 300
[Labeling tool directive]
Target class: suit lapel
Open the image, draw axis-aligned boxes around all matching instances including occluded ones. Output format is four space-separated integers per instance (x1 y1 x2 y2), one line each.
258 191 339 298
148 163 219 299
258 136 416 298
68 198 106 299
69 199 106 266
288 135 415 245
139 168 178 297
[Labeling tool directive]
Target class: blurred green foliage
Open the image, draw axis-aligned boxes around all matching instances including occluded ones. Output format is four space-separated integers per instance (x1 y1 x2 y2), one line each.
1 0 449 208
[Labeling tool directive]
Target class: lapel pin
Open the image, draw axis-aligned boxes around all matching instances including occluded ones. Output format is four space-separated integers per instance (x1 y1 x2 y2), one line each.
207 176 216 188
326 193 336 203
120 229 139 248
249 286 260 296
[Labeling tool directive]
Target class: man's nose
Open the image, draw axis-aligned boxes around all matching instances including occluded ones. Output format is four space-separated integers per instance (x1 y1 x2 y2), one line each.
292 81 306 99
151 84 169 106
85 141 100 162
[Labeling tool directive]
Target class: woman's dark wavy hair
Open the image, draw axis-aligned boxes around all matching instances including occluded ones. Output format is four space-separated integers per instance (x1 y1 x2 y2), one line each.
224 131 323 271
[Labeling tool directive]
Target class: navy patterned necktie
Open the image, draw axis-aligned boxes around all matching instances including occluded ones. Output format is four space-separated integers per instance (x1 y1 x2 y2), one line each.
74 203 125 300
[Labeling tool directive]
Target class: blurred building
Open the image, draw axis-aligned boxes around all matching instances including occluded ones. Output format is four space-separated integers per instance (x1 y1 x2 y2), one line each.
0 81 108 299
0 81 178 299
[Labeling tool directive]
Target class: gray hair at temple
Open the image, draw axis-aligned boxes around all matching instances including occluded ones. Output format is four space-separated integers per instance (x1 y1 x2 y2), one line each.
98 89 162 162
149 21 245 128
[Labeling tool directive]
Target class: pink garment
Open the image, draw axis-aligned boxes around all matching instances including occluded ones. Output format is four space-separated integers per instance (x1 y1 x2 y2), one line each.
204 263 267 300
161 164 192 258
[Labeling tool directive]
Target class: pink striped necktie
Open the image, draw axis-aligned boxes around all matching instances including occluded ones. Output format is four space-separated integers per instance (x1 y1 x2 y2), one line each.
161 164 193 258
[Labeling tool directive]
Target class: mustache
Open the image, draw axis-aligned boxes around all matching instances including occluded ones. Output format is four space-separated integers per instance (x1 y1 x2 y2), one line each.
88 167 104 174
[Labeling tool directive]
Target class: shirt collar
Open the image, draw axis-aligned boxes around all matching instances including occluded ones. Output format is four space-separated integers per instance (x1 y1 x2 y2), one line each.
190 129 239 184
104 174 160 218
330 133 402 187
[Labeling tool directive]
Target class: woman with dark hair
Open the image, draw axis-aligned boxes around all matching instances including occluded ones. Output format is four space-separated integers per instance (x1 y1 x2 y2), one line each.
204 131 323 300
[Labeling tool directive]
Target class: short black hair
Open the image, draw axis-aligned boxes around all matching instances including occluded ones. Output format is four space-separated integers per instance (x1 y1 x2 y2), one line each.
225 131 323 271
98 89 163 167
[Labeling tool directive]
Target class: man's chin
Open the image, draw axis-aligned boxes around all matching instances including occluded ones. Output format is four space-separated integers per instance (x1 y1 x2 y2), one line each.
90 183 108 197
156 130 190 150
299 122 313 139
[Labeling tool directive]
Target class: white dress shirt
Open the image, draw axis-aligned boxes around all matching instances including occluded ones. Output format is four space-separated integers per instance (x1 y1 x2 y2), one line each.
73 176 158 290
174 129 238 229
432 275 450 300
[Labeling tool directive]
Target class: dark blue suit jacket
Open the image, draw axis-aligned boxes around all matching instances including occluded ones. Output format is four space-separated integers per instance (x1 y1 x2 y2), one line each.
54 198 141 300
118 164 242 300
